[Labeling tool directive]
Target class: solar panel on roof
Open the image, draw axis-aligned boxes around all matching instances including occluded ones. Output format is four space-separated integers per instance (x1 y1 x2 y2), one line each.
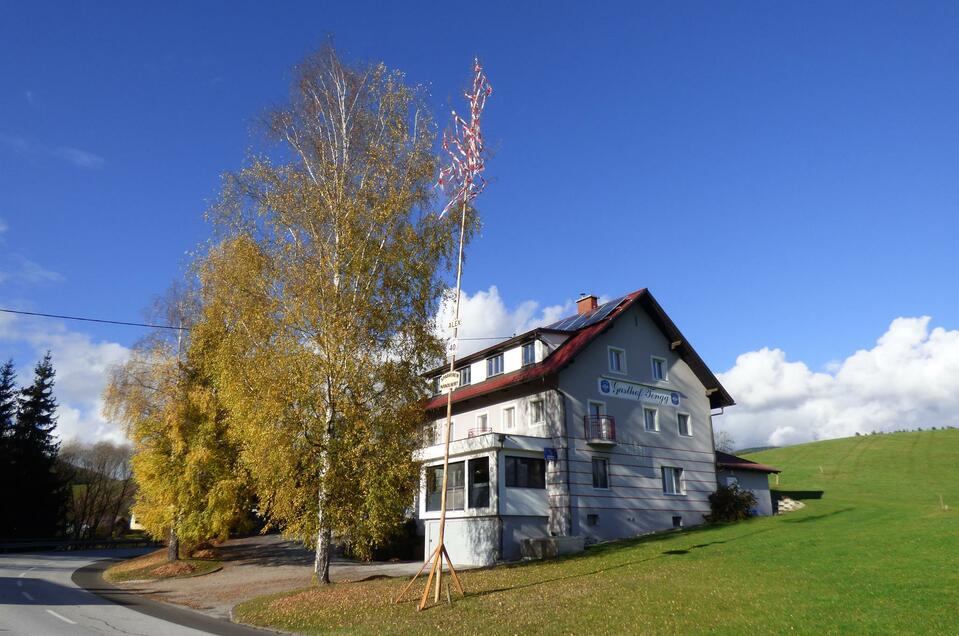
546 295 627 331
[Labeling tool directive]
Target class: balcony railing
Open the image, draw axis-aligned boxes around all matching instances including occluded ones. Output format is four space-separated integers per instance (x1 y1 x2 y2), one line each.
584 415 616 445
468 426 492 438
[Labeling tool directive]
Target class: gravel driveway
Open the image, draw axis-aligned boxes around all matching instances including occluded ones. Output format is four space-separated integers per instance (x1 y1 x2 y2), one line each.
111 534 425 620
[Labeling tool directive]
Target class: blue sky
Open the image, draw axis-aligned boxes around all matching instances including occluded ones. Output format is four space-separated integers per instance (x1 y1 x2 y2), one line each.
1 1 957 444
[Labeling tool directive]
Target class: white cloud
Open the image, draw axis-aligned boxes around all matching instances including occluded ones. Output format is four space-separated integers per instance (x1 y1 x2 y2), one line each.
0 312 130 444
0 255 63 284
0 133 104 169
716 317 959 449
435 286 579 357
0 217 7 234
52 146 105 169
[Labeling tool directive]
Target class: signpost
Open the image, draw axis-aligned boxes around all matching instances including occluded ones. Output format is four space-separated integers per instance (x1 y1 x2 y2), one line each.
394 59 492 611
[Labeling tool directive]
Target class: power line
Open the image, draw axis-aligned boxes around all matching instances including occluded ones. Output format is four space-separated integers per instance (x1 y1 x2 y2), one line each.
0 307 513 340
0 308 185 331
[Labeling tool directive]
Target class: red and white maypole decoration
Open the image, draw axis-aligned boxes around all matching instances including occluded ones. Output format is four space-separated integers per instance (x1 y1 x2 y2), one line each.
396 58 492 611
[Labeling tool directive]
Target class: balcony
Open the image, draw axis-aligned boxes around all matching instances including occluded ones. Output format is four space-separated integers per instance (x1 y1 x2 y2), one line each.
468 426 492 438
584 415 616 446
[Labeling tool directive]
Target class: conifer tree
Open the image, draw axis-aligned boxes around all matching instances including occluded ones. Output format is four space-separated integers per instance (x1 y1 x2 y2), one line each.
8 352 66 538
0 359 18 537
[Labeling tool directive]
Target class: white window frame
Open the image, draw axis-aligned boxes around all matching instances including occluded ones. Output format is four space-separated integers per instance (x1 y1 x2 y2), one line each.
587 400 606 417
662 466 686 495
651 356 668 382
529 398 546 427
487 354 504 377
459 366 471 386
521 342 536 366
434 419 452 445
591 457 610 490
607 346 627 375
677 412 693 437
475 412 489 433
643 407 659 433
502 404 517 430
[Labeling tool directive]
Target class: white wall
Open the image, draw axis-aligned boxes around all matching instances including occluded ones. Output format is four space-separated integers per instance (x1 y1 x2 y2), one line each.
718 469 774 516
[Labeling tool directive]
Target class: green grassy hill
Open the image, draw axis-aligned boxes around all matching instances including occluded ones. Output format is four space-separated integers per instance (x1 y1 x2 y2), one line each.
235 429 959 634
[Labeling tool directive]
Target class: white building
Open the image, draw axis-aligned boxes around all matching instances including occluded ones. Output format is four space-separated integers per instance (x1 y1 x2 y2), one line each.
415 288 735 565
715 451 781 516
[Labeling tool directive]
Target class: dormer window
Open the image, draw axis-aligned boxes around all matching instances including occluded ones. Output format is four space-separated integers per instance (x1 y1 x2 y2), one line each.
432 376 442 395
459 366 471 386
522 342 536 366
487 353 504 377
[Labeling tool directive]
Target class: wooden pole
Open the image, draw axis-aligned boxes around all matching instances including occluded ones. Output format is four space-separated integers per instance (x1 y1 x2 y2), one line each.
396 196 470 610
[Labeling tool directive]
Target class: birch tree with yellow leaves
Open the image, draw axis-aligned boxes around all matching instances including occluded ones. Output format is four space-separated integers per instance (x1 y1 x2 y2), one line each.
199 45 474 582
104 289 252 561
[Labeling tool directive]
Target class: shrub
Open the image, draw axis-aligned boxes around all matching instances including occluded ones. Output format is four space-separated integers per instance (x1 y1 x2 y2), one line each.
706 484 757 522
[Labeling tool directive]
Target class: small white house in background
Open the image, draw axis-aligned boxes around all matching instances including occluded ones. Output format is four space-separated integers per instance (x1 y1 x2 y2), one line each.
414 288 735 566
715 451 781 516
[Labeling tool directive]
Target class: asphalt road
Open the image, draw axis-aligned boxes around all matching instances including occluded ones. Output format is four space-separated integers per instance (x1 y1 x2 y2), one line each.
0 550 267 635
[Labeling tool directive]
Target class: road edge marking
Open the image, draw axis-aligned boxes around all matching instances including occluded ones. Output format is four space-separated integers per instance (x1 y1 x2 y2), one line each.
46 609 78 625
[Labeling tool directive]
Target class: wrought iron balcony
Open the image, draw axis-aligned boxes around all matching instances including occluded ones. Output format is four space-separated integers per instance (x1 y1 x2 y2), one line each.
584 415 616 445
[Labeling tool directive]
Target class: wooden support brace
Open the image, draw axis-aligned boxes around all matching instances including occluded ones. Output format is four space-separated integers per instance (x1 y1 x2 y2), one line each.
443 546 465 596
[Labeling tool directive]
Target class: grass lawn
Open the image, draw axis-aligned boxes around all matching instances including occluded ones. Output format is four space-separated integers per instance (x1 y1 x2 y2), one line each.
105 548 221 582
234 429 958 634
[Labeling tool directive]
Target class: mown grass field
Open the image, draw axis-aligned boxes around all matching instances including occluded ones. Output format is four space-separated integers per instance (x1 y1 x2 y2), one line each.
234 429 959 634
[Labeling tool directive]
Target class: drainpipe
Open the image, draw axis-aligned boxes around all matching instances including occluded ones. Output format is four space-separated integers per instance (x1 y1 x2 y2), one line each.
497 433 505 561
558 390 572 537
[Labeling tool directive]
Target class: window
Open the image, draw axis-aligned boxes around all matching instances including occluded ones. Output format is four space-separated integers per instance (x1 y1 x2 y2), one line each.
651 356 668 381
588 401 604 417
677 413 692 437
474 413 489 434
459 366 471 386
662 466 685 495
530 399 545 426
486 354 504 377
433 420 451 445
503 406 515 430
587 513 599 527
522 342 536 366
505 456 545 489
591 457 609 489
426 461 465 511
431 376 442 395
672 515 684 529
468 457 490 509
644 407 659 432
608 347 626 374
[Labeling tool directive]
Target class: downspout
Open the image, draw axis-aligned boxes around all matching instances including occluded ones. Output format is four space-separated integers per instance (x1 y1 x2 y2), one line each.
559 390 572 537
709 406 724 487
497 433 505 561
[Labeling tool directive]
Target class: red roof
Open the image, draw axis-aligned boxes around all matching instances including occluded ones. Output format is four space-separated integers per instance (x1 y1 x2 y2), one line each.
425 288 734 412
715 451 781 474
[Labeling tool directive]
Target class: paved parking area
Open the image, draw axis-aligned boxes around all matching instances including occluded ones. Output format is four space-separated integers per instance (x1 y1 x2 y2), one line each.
111 534 425 620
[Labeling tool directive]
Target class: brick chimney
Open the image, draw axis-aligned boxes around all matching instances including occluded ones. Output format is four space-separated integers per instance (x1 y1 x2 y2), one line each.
576 294 598 315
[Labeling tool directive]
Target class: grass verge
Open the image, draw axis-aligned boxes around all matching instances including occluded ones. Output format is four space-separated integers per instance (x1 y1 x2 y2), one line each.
105 548 221 582
233 429 958 634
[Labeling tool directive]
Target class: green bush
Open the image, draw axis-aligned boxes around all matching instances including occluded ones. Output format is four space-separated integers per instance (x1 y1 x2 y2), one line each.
706 484 758 522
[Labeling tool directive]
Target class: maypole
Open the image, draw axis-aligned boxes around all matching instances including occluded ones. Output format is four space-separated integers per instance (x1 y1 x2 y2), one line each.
394 58 492 611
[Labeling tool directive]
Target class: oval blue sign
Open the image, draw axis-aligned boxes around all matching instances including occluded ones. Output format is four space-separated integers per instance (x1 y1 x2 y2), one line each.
670 392 680 406
600 379 611 394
